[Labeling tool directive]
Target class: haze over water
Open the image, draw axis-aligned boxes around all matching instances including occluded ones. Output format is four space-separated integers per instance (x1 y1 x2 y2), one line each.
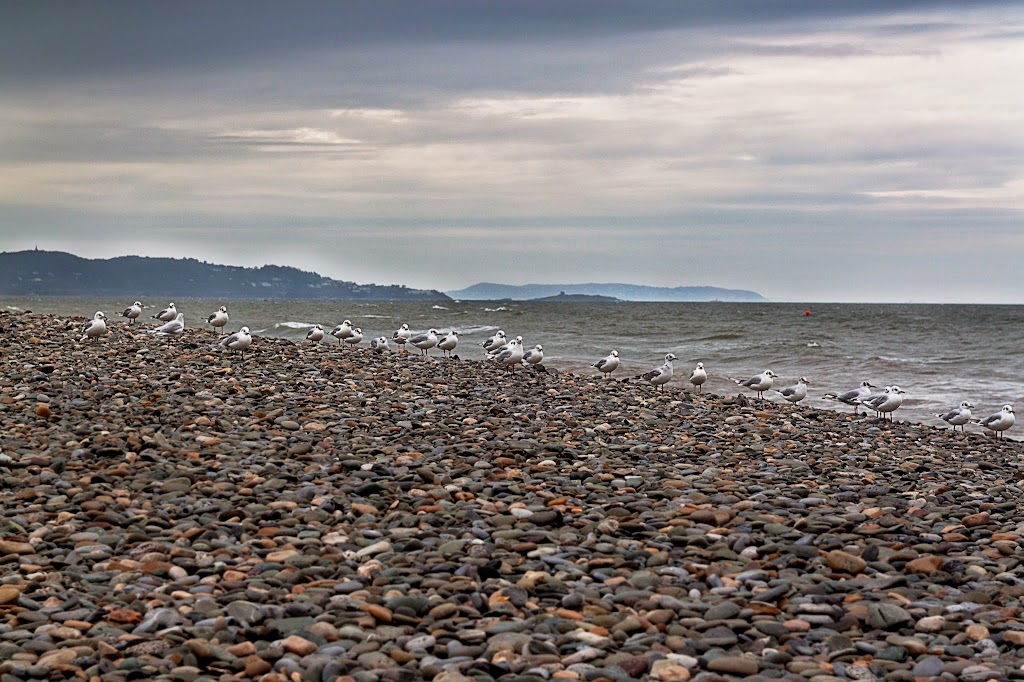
7 297 1022 438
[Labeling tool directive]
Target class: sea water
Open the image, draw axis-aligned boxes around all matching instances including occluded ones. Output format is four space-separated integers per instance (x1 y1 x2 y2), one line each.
6 296 1022 435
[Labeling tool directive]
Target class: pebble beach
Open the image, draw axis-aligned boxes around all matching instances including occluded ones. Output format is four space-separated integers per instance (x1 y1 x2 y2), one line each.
2 309 1024 682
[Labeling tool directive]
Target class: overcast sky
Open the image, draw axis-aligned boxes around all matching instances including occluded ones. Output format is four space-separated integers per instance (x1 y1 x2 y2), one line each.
1 1 1022 302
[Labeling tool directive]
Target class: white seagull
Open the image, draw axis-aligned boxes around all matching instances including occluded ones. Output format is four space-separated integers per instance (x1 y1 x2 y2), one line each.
489 335 523 358
438 331 459 357
482 330 507 353
775 377 810 404
153 302 177 322
860 385 905 422
823 381 877 414
80 311 107 343
219 326 252 359
370 336 390 354
638 353 676 390
152 312 186 337
592 350 620 379
121 301 142 325
392 323 411 353
207 305 229 330
410 328 439 356
492 337 525 372
344 327 363 349
689 362 707 393
937 401 973 433
306 324 325 344
974 404 1015 439
522 344 544 366
330 320 354 346
736 369 778 399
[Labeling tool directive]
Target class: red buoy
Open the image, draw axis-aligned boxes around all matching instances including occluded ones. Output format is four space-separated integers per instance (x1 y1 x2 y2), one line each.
804 310 811 316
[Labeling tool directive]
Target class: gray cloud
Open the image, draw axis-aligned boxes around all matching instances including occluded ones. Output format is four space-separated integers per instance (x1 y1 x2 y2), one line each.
1 1 1022 302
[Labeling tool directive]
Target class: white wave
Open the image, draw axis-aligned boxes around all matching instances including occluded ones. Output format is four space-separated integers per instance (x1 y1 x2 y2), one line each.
456 325 500 335
806 341 820 348
5 306 21 311
432 305 449 310
360 314 389 318
482 306 510 312
275 321 317 329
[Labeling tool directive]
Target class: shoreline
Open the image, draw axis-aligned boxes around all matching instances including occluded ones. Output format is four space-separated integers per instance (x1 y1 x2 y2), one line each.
2 310 1023 682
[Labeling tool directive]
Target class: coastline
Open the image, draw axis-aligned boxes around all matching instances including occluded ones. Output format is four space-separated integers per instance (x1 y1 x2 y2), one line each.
2 310 1023 681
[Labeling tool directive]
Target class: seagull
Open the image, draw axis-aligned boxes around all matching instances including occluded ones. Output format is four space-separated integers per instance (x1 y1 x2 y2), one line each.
775 377 810 404
523 344 544 366
638 353 676 390
219 326 252 360
823 381 877 414
392 323 411 353
306 324 325 344
489 335 523 358
410 328 439 356
592 350 620 379
492 337 525 372
482 330 507 353
736 369 778 399
858 386 891 418
860 385 905 422
151 313 185 337
974 404 1015 439
344 327 363 349
438 331 459 357
370 336 390 354
80 311 107 343
330 320 354 346
153 302 177 322
121 301 142 325
937 401 973 433
207 305 229 330
688 362 707 393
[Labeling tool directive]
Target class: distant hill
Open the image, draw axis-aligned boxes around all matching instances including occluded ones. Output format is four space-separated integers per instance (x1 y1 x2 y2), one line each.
448 282 767 302
0 250 451 301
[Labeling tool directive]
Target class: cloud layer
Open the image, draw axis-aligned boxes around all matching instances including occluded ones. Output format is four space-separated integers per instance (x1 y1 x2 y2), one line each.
1 1 1022 301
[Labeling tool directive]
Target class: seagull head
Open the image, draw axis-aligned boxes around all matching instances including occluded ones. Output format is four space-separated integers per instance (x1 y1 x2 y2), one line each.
890 386 905 394
610 350 619 357
665 353 677 362
134 301 142 307
240 326 250 334
94 311 106 319
798 377 809 384
695 362 704 369
961 401 974 409
765 370 777 378
1003 404 1014 414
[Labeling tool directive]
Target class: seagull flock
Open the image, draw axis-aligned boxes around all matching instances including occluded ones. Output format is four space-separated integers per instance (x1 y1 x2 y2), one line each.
75 302 1017 440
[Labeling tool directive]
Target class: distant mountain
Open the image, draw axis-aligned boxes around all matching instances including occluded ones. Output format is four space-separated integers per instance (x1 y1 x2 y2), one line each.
0 250 451 301
448 282 767 302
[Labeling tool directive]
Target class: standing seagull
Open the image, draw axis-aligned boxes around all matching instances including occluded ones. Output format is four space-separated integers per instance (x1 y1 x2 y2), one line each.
736 369 778 399
306 324 325 344
860 385 905 422
393 323 411 353
522 344 544 367
688 362 707 393
775 377 810 404
121 301 143 325
482 330 507 354
638 353 677 390
219 326 252 360
344 327 363 350
151 313 186 337
937 401 973 433
80 311 107 343
438 331 460 357
153 302 177 322
592 350 620 379
492 337 525 373
370 336 390 354
823 381 877 414
974 404 1015 439
410 328 439 356
207 306 229 330
330 320 354 346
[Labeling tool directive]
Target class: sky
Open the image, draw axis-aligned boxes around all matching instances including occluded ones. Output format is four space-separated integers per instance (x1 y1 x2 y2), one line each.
1 1 1022 303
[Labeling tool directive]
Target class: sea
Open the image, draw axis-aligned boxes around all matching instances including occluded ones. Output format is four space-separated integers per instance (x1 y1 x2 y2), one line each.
5 296 1022 438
